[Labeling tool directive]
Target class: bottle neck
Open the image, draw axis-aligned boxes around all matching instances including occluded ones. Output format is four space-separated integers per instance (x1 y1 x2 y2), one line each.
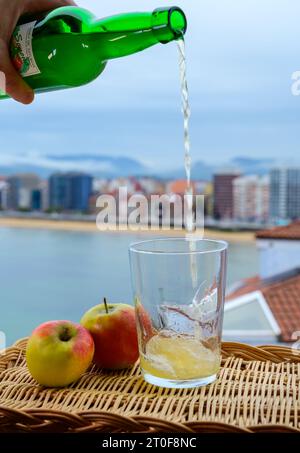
89 7 187 61
152 7 187 43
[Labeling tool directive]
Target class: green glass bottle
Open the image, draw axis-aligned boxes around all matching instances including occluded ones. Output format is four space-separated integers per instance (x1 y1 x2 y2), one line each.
0 6 186 99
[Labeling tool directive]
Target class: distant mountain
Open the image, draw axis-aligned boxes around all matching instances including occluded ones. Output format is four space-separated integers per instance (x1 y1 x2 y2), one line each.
0 153 147 178
46 154 147 177
229 156 275 176
0 152 275 180
164 160 214 180
0 165 51 179
163 157 274 181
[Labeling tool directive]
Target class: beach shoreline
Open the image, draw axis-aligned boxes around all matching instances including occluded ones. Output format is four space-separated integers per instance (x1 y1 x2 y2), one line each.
0 217 255 242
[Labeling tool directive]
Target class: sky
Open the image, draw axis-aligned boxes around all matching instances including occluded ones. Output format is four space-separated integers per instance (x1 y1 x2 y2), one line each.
1 0 300 173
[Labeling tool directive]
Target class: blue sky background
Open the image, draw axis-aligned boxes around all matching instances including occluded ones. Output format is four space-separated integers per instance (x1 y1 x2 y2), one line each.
1 0 300 174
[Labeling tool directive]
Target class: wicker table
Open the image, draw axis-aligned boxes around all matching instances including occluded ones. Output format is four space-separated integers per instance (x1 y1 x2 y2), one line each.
1 338 300 433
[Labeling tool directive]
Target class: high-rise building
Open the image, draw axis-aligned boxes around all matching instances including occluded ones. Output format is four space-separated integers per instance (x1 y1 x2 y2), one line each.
0 180 8 210
233 175 270 222
7 174 41 210
49 172 93 211
31 190 42 211
70 173 93 211
27 181 49 211
49 173 70 211
270 168 300 221
213 170 240 219
39 180 49 212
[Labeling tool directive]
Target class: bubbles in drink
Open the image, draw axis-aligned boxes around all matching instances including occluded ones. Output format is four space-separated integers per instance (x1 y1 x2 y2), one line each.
140 331 220 380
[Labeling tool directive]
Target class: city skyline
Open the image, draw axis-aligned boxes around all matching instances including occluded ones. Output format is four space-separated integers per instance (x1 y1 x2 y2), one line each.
1 0 300 172
1 165 300 225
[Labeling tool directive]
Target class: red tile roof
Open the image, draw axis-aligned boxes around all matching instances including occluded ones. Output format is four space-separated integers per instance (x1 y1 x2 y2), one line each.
256 221 300 240
227 271 300 343
168 180 196 195
227 276 262 301
262 275 300 342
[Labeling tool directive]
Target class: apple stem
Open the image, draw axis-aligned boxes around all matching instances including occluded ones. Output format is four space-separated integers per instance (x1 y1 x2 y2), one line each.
103 297 109 314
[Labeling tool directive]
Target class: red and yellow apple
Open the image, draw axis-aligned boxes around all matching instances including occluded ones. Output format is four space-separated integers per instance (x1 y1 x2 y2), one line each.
80 301 140 369
26 320 94 387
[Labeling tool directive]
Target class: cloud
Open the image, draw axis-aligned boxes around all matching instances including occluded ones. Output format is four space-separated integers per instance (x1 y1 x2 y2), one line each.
0 151 116 173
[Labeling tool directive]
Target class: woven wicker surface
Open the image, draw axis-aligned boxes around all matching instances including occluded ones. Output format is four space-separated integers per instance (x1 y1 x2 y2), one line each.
1 338 300 433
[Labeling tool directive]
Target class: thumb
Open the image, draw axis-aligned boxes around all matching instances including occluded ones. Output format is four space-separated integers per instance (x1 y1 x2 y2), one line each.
26 0 77 14
0 39 34 104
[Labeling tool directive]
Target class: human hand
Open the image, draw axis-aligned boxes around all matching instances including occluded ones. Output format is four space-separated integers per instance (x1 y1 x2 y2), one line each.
0 0 76 104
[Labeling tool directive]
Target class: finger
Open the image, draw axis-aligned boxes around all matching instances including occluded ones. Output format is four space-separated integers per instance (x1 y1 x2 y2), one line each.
26 0 77 14
0 40 34 104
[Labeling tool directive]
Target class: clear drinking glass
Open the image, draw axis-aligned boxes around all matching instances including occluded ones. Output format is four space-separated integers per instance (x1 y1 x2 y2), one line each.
129 238 228 389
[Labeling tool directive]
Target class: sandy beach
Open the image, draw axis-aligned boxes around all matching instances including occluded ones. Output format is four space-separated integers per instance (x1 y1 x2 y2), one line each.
0 217 255 242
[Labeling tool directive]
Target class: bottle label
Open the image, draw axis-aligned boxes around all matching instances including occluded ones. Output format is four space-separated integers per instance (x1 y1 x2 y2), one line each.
11 21 41 78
